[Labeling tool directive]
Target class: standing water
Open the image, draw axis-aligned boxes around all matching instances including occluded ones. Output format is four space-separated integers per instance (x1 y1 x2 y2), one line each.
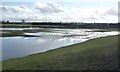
0 28 118 61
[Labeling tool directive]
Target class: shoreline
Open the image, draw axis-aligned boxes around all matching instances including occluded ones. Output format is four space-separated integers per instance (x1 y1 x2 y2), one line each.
2 35 117 62
3 35 120 70
2 34 119 62
1 28 118 61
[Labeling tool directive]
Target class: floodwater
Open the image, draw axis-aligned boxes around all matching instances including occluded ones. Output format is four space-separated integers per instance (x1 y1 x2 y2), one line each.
0 28 118 61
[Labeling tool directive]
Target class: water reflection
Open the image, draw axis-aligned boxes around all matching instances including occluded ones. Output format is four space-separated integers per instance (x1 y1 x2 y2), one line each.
1 28 119 61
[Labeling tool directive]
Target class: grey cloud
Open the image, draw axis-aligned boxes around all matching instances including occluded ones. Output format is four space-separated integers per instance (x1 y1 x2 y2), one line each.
35 2 64 13
0 5 30 13
0 6 9 12
104 8 118 16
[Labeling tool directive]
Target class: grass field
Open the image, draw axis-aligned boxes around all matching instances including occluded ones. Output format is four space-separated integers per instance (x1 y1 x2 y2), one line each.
2 35 119 70
0 24 32 27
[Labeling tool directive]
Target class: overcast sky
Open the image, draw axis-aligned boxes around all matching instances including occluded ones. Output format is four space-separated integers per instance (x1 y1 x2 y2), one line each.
0 0 119 23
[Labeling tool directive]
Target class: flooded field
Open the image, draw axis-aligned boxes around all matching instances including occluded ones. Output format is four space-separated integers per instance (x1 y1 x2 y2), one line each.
0 28 119 61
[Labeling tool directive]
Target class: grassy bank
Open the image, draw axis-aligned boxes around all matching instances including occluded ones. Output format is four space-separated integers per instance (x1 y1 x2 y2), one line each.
0 24 32 27
2 35 119 70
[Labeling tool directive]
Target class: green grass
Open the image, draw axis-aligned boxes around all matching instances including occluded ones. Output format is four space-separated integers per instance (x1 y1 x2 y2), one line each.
2 35 119 70
0 62 2 71
0 24 32 27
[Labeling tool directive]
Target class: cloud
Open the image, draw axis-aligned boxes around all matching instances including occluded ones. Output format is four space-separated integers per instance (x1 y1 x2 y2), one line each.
104 8 118 16
0 5 30 13
69 8 118 23
34 1 64 13
0 2 118 23
0 6 9 12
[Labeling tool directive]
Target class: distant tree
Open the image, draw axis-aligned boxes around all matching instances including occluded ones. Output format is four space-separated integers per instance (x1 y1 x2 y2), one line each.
6 20 9 23
2 20 5 23
21 19 25 24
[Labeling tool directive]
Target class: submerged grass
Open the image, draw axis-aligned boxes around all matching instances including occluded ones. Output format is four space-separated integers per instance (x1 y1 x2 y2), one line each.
2 35 119 70
1 28 57 37
62 34 87 38
86 29 108 32
1 30 24 37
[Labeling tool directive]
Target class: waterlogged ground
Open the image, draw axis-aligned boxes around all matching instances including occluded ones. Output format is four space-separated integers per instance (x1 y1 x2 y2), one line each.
0 28 119 61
